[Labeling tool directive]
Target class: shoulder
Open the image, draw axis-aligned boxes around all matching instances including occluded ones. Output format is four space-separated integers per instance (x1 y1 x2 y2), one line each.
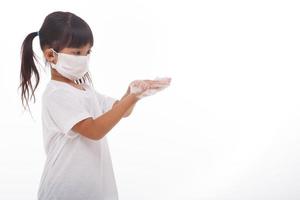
42 81 81 104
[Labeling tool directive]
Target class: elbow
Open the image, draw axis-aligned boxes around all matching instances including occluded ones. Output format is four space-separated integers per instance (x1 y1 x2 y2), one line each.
92 131 106 141
73 117 107 141
88 131 105 141
87 120 107 141
89 130 105 140
92 135 105 141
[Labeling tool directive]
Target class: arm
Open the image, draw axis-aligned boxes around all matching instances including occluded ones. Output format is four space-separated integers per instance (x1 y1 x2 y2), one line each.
113 86 137 118
73 79 165 140
73 93 139 140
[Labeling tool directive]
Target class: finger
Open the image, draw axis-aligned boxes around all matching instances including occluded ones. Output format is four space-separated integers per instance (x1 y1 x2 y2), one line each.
152 79 171 85
148 83 170 88
148 86 164 90
144 80 164 84
154 77 172 83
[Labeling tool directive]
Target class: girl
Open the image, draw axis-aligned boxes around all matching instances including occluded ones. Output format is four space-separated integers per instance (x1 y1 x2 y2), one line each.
19 11 170 200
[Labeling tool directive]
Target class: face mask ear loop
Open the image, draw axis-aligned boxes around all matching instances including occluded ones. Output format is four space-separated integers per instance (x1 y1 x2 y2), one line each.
51 48 57 53
50 48 58 56
49 48 58 68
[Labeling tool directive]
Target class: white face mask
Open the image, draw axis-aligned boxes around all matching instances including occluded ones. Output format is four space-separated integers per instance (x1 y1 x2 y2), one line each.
50 49 90 80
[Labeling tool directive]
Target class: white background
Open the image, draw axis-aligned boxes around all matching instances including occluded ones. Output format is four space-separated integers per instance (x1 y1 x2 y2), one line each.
1 0 300 199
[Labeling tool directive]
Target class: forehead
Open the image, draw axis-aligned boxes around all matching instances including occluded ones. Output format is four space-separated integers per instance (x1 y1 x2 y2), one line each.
61 44 92 52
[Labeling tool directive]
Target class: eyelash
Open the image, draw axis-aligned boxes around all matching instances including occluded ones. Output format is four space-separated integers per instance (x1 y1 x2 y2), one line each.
73 50 92 55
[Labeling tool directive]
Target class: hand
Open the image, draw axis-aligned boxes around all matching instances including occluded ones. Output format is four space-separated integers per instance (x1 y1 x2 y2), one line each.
129 77 171 99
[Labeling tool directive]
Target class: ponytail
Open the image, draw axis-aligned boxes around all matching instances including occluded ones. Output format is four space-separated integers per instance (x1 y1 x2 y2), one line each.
19 32 40 110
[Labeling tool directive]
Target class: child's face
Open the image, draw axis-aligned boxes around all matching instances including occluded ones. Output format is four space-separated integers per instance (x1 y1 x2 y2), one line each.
44 43 92 64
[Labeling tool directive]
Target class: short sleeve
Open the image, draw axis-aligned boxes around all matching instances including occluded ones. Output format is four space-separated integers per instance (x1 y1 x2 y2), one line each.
95 91 118 113
45 89 93 136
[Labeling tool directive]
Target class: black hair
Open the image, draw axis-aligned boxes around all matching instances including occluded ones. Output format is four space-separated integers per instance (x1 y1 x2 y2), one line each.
19 11 94 110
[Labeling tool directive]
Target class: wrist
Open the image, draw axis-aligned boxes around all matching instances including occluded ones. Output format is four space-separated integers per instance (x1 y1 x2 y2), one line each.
127 93 140 103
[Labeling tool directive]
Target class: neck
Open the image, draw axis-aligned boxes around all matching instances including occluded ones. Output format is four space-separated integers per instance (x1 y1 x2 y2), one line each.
51 69 75 84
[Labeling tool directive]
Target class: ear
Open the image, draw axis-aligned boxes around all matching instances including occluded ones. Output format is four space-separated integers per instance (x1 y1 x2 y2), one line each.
44 48 57 64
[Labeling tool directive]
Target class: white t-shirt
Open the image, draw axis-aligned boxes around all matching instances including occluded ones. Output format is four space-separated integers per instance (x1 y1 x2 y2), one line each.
38 80 118 200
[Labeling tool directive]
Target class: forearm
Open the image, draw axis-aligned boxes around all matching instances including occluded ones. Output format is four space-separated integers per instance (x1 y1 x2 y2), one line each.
117 86 137 117
93 94 138 138
123 102 136 117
